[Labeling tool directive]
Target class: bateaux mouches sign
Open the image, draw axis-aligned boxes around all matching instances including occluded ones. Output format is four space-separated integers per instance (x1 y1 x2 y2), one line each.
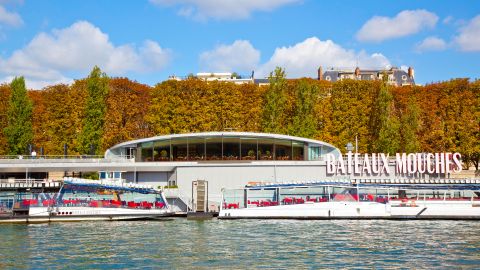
326 152 462 176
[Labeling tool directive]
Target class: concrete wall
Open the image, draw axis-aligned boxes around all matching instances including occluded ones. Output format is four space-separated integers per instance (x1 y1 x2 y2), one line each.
174 163 328 204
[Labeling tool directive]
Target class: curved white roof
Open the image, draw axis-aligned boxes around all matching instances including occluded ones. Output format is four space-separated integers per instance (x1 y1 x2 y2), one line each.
106 132 341 159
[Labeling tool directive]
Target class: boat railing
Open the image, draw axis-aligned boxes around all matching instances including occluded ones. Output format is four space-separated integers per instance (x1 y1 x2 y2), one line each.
0 178 61 185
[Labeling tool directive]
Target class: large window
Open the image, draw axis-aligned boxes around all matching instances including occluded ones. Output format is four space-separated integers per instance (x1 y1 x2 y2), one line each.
223 137 240 160
206 137 222 160
153 140 170 161
240 138 257 160
292 141 304 160
171 138 188 161
188 138 205 161
133 136 316 162
258 138 274 160
275 139 292 160
309 146 321 160
141 142 153 162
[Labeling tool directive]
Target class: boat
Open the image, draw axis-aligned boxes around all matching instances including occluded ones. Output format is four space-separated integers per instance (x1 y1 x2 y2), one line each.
0 178 173 223
219 180 480 219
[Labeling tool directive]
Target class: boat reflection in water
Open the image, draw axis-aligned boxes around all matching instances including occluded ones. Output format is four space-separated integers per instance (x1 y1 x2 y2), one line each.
219 180 480 219
2 178 173 223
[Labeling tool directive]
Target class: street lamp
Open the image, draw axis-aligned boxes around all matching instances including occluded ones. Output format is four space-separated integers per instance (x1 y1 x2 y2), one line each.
346 142 354 153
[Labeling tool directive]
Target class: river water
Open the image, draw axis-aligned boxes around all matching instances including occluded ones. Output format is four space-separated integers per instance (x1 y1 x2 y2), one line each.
0 219 479 269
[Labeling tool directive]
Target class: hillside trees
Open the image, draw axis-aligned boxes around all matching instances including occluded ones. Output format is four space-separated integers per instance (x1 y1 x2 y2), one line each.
3 77 33 155
78 66 109 155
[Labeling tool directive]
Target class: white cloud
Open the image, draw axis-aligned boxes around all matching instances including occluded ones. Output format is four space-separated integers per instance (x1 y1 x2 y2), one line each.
0 21 172 89
415 36 447 52
443 16 453 25
454 15 480 52
0 5 23 27
257 37 390 78
150 0 300 20
199 40 260 72
356 9 438 42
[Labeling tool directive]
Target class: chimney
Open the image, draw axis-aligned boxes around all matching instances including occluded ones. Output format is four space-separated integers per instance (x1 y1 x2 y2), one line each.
318 66 323 80
408 67 414 79
354 67 360 77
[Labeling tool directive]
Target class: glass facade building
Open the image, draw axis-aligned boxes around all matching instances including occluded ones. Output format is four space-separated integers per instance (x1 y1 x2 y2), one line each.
105 132 340 162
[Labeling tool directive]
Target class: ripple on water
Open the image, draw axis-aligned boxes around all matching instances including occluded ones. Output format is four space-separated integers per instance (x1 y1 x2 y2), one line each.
0 219 479 269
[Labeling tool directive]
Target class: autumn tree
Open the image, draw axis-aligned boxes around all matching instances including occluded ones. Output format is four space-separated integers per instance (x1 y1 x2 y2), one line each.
262 67 287 134
4 77 33 155
32 83 87 155
330 80 376 153
102 78 153 150
78 66 109 155
0 84 11 155
371 74 400 154
400 96 421 153
289 79 319 138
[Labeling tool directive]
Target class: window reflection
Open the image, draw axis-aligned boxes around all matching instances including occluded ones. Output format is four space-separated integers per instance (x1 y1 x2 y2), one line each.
206 137 222 160
171 138 188 161
275 139 292 160
153 140 170 161
240 138 257 160
188 138 205 161
141 142 153 162
223 137 240 160
292 141 304 160
258 138 274 160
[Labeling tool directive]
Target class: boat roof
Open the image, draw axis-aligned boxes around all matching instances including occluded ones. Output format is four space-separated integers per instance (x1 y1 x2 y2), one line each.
106 131 340 155
63 178 160 194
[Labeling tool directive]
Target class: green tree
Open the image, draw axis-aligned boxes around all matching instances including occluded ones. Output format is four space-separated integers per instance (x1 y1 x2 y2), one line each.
3 77 33 155
400 96 421 153
261 67 287 134
78 66 109 155
371 74 400 154
289 79 318 138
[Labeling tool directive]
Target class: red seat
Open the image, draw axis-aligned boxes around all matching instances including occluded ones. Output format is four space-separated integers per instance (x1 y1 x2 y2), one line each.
127 201 136 208
89 201 99 207
42 199 55 206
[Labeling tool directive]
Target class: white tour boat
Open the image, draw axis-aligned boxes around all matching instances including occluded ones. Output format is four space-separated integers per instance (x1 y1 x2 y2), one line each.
1 178 173 223
219 180 480 219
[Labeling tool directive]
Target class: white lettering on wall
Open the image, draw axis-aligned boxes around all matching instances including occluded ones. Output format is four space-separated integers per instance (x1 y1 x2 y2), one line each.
325 152 462 176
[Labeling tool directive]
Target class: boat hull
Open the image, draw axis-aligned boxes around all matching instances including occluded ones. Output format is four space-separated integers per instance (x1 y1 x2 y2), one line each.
0 206 173 223
219 201 480 220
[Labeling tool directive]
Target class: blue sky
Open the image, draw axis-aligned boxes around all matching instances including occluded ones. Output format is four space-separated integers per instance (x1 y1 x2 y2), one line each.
0 0 479 89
